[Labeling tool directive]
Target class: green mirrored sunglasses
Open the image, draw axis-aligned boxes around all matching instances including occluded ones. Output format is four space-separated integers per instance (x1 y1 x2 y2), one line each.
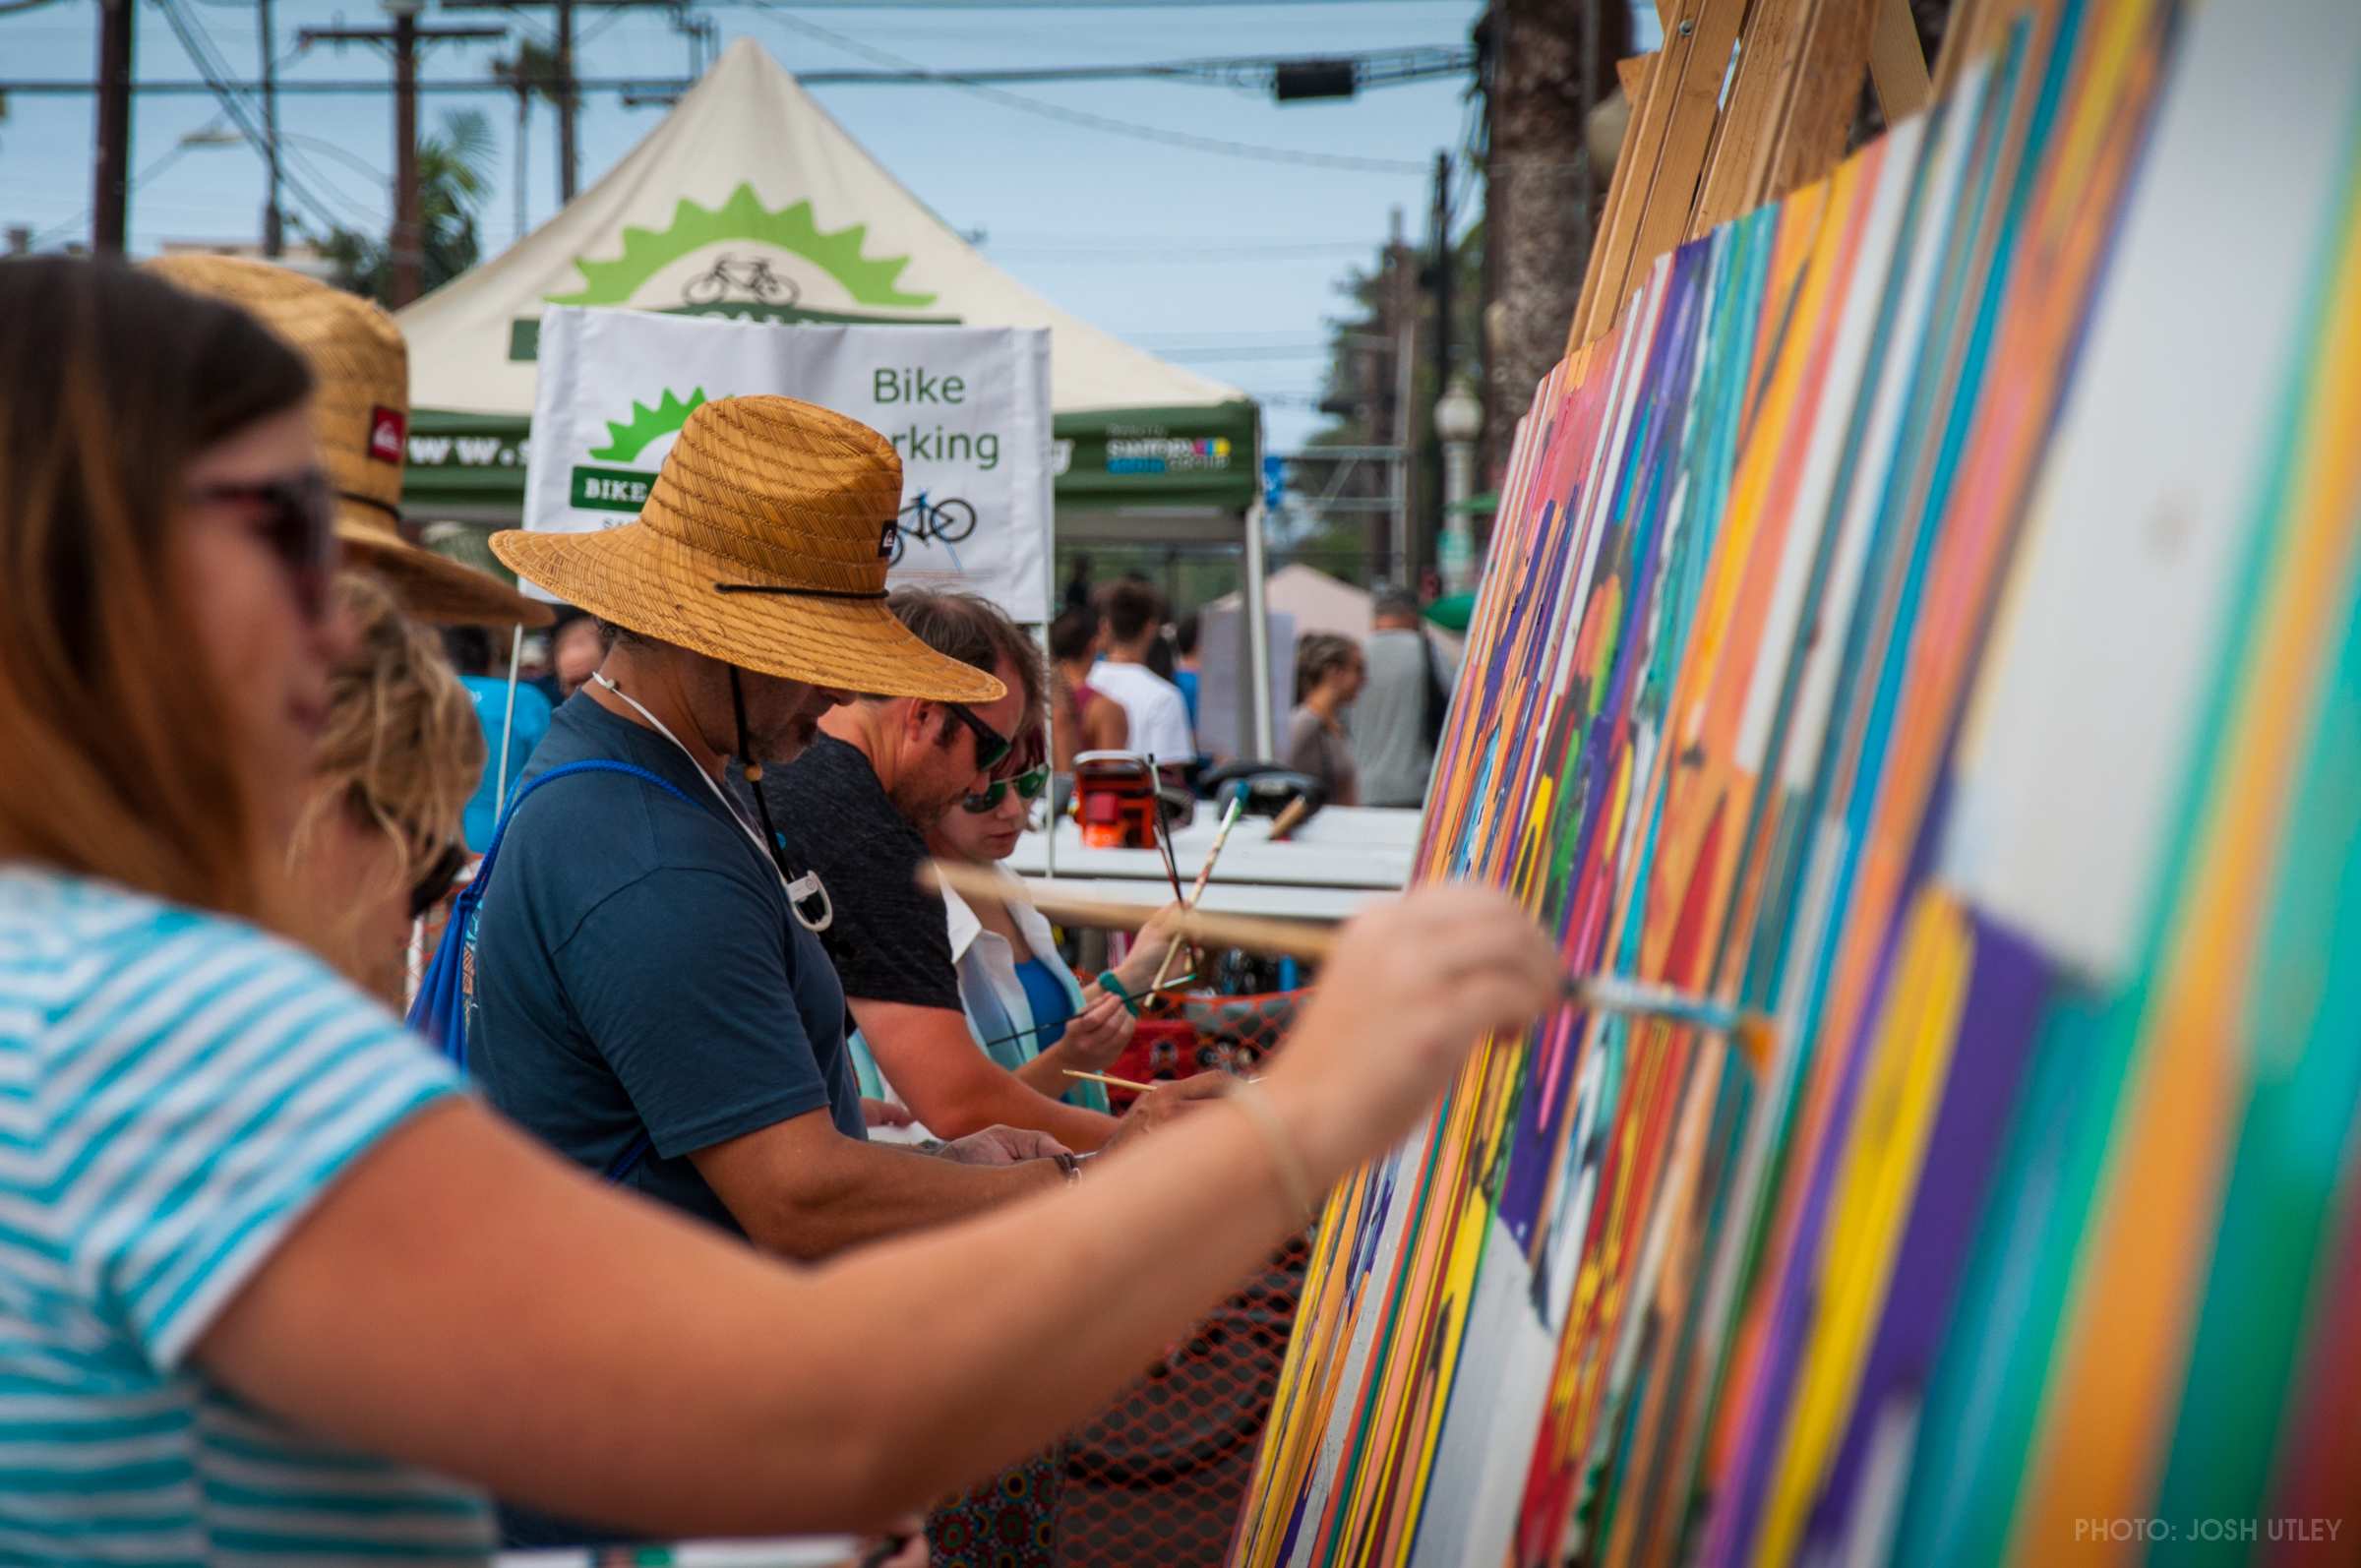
961 764 1052 814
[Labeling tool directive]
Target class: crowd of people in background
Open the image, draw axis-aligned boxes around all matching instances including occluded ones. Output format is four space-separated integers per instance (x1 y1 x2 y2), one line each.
0 252 1557 1568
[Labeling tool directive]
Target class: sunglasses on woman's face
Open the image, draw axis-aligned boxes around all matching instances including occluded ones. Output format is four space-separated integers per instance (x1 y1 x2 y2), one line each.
407 840 470 922
189 468 337 623
961 763 1051 814
942 702 1013 774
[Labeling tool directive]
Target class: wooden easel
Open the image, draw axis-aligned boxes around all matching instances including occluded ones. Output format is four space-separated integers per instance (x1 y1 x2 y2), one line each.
1566 0 2059 354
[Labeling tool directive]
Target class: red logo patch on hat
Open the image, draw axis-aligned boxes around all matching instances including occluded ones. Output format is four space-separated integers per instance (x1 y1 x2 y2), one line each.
878 519 899 559
368 405 406 464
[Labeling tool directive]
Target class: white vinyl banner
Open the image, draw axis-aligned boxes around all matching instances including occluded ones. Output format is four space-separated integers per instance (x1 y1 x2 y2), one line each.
523 306 1053 621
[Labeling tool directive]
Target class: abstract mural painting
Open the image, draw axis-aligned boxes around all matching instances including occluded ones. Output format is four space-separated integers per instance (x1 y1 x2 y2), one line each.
1235 2 2361 1563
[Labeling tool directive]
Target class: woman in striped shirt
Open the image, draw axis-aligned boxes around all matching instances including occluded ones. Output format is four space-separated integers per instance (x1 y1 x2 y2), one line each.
0 256 1561 1563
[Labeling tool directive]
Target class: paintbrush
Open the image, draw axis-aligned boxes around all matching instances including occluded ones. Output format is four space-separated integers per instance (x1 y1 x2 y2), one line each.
977 974 1198 1050
921 861 1772 1070
1144 794 1247 993
1266 793 1315 842
924 859 1339 961
1063 1068 1163 1094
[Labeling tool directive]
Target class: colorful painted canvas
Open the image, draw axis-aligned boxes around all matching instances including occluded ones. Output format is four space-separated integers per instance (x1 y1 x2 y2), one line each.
1234 2 2361 1563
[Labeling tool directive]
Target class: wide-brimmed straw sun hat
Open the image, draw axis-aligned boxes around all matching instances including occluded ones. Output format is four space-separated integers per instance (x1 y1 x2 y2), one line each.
491 395 1004 704
144 253 553 630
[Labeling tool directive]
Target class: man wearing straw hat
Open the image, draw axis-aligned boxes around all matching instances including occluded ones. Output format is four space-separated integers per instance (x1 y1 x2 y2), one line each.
144 255 555 633
469 396 1081 1304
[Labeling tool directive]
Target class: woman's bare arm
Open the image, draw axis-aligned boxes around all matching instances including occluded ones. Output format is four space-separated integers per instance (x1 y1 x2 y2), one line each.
192 886 1560 1539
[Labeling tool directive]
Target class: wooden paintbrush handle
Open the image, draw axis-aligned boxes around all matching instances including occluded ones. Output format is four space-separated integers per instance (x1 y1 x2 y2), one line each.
922 860 1340 963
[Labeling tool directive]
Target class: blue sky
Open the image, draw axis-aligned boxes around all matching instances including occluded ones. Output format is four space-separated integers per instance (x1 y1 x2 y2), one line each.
0 0 1544 452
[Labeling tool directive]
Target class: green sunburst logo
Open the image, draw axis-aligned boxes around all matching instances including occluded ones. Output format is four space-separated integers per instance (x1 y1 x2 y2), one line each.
586 387 706 463
548 183 936 310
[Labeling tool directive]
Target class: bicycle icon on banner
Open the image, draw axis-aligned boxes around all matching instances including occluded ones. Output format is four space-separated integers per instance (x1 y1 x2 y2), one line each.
681 254 803 309
887 494 977 568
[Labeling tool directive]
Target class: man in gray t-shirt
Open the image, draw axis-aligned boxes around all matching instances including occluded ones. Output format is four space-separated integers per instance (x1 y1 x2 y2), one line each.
1351 591 1462 808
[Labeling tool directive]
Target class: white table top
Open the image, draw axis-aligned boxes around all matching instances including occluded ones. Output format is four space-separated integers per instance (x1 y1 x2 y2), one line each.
1008 804 1421 921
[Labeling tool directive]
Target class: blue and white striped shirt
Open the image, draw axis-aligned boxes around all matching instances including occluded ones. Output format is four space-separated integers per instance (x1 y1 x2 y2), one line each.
0 866 493 1563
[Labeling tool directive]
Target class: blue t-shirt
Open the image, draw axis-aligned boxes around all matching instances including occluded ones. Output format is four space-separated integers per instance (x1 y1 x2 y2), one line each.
1013 956 1075 1051
467 694 867 1242
458 674 554 853
0 865 492 1562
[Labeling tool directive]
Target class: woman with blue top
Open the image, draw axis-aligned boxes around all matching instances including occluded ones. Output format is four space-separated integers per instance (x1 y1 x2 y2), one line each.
855 732 1184 1133
0 255 1562 1562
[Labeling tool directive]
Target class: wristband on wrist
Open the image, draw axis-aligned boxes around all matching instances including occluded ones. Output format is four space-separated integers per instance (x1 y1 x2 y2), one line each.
1096 969 1140 1017
1222 1076 1319 1221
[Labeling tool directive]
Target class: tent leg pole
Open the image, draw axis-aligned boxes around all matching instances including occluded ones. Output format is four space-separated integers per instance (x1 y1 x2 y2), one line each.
1039 618 1058 881
1242 499 1275 760
495 624 524 810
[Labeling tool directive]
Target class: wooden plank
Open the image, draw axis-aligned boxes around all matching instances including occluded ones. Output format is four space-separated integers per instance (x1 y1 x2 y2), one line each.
1867 0 1932 121
1691 0 1814 238
1619 0 1752 318
1616 52 1651 101
1577 0 1725 345
1759 0 1878 200
1931 0 1996 95
1570 49 1664 350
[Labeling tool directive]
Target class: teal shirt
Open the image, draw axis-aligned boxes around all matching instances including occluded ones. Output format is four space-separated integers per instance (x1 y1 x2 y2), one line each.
0 867 493 1562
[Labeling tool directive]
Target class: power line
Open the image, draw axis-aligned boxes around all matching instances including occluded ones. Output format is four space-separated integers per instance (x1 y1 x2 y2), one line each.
32 8 353 248
0 45 1473 100
990 240 1368 261
712 1 1459 7
743 1 1432 174
149 0 353 234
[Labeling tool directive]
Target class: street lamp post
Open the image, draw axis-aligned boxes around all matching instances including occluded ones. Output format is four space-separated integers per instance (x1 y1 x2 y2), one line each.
1434 375 1483 596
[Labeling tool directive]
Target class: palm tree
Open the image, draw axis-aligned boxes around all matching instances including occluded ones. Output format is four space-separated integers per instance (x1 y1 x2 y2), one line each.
494 38 563 240
321 108 499 302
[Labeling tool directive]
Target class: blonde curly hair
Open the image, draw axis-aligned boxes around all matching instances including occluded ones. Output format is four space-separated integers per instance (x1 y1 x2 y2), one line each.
289 573 484 993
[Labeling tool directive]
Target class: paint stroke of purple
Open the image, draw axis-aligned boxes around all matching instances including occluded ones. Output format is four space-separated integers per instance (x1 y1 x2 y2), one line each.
1798 910 2051 1554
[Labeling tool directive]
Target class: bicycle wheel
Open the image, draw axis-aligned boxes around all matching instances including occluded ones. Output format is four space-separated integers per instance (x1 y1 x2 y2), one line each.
682 269 725 307
754 269 801 308
931 498 977 543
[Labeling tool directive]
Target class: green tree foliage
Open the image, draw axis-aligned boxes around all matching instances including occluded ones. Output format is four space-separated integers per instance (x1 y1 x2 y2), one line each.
321 109 496 301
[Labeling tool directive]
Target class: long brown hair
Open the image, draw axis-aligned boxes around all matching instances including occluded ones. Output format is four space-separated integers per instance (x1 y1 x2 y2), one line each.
0 257 314 919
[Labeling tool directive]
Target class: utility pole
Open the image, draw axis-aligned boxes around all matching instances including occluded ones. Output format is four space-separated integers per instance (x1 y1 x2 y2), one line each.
259 0 285 257
1385 210 1418 585
91 0 134 254
447 3 676 207
1424 150 1452 592
393 4 421 302
555 0 577 202
301 6 504 308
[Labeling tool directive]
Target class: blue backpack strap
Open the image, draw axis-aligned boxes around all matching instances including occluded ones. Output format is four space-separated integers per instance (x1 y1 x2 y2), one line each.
406 759 696 1186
